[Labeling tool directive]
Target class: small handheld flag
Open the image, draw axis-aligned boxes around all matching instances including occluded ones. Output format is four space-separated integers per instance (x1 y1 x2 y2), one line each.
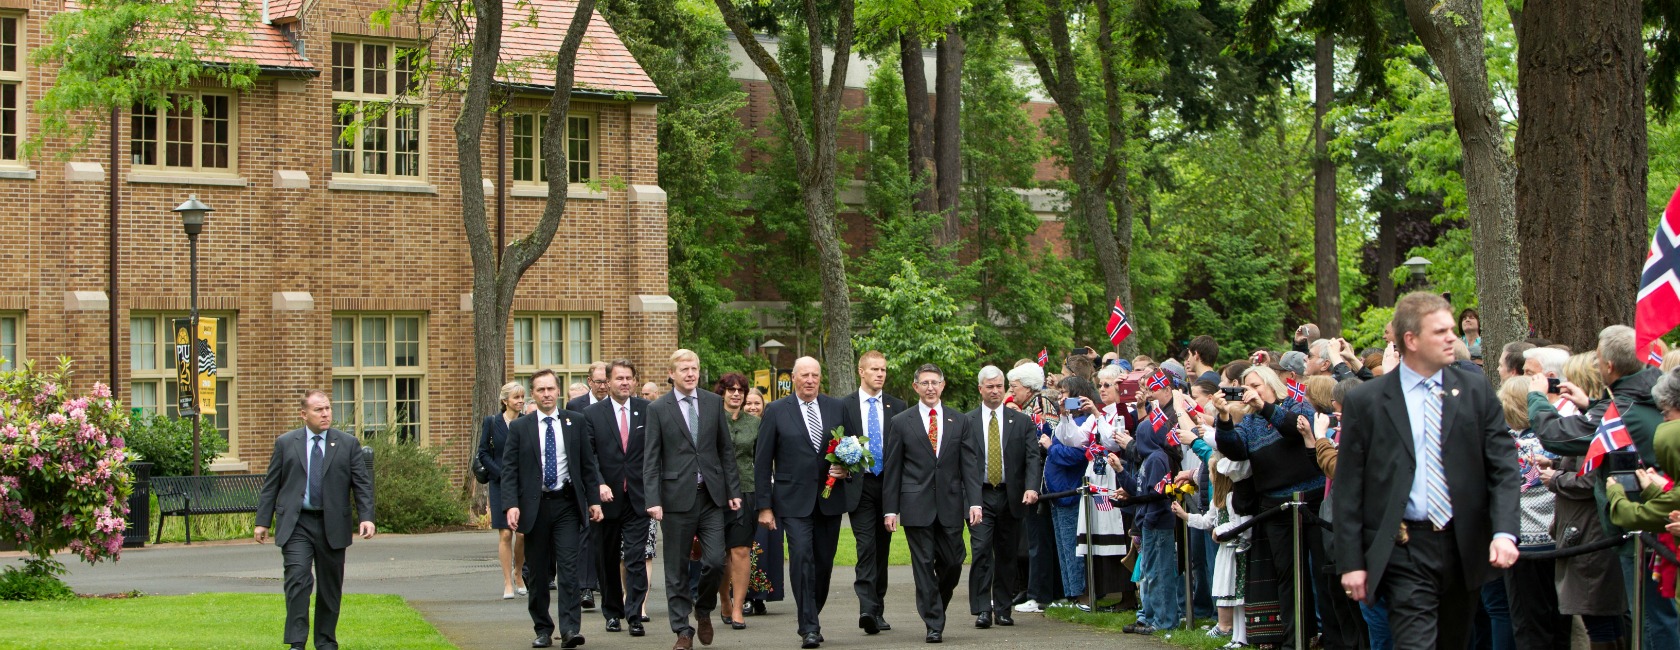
1580 402 1637 476
1106 300 1134 347
1146 370 1171 393
1286 378 1307 402
1037 347 1049 367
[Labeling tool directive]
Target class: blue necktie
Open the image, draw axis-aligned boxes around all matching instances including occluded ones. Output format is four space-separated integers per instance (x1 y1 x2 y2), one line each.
307 434 324 509
1421 379 1452 528
543 416 558 491
867 397 883 474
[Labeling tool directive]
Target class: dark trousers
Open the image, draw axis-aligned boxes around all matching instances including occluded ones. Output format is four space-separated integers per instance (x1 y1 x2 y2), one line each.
1025 502 1062 602
579 522 600 591
660 494 725 636
781 511 842 635
969 485 1021 615
281 510 345 650
1503 546 1569 650
1261 492 1344 650
1378 524 1472 650
525 488 584 638
850 473 894 617
595 511 652 621
907 520 965 633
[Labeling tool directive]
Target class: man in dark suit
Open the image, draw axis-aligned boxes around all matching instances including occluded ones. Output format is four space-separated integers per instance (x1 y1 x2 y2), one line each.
1334 291 1521 650
254 390 376 650
840 350 907 635
756 356 850 649
583 359 651 636
965 365 1042 629
565 361 611 609
644 349 742 650
884 364 983 643
504 369 606 649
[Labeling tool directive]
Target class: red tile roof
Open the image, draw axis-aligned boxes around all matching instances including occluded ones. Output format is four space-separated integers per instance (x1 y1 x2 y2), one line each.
264 0 308 23
496 1 662 98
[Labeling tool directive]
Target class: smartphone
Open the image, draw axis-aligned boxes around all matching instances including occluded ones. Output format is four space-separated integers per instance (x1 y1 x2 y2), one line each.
1220 386 1246 401
1546 377 1560 395
1070 347 1092 357
1327 414 1341 429
1611 472 1644 502
1063 397 1083 412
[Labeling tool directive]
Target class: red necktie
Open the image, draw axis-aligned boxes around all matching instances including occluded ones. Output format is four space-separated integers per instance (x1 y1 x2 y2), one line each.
928 408 939 456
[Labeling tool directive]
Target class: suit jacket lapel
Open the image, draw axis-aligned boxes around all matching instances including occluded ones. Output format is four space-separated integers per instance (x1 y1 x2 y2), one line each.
1384 375 1417 461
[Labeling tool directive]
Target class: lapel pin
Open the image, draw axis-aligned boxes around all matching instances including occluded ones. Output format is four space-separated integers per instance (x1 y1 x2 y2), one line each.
1451 389 1460 397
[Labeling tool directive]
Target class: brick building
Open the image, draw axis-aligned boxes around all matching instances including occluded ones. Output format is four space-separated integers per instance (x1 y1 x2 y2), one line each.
0 0 674 477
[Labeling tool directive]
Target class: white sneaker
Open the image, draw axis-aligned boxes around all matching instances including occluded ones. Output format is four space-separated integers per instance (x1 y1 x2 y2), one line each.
1014 599 1043 613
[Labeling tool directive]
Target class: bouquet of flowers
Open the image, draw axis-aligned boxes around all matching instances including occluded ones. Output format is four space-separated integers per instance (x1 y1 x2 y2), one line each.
822 426 872 498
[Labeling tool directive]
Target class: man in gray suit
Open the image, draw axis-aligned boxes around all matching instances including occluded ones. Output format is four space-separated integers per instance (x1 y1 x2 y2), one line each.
254 390 376 650
644 348 742 650
884 364 983 643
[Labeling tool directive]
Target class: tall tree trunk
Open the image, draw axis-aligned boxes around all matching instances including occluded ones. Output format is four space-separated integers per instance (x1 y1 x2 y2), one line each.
458 0 595 425
1402 0 1526 385
1312 34 1342 334
902 32 938 220
933 24 964 248
1005 0 1135 355
1377 172 1400 307
1514 0 1646 351
717 0 859 394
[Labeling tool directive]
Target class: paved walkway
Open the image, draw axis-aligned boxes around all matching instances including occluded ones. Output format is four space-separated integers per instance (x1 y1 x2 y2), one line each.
22 530 1159 650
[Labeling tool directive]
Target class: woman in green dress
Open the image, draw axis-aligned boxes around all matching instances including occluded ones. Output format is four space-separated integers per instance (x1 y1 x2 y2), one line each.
716 374 766 627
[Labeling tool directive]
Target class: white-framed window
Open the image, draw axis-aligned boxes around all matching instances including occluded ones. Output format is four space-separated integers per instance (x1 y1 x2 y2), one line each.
128 313 238 448
511 313 598 391
331 39 423 179
0 14 25 163
0 311 20 370
331 313 425 442
509 112 595 186
130 91 237 172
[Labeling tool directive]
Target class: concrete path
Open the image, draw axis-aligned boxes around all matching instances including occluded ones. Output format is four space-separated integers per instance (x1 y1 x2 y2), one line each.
20 530 1158 650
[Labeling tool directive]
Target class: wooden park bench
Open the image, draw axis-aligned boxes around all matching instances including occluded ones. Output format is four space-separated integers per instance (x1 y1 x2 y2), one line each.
149 446 374 544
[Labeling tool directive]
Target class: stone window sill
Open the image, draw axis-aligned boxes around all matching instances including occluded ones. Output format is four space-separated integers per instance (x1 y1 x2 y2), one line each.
129 172 248 187
510 184 608 200
0 167 36 180
328 178 438 194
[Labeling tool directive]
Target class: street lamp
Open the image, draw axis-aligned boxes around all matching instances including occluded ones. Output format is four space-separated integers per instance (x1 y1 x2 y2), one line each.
1401 256 1432 289
173 195 212 476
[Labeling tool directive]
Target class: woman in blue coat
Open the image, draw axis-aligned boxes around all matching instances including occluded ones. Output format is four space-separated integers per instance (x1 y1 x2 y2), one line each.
480 381 527 599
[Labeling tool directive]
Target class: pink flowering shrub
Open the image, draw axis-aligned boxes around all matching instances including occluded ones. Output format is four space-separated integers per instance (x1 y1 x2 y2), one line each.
0 357 132 580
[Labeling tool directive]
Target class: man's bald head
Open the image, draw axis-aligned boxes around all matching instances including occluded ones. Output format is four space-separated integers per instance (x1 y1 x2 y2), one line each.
793 356 823 401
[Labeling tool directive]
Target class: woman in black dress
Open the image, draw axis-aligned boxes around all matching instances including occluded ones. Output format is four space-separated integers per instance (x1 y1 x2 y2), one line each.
479 381 527 599
742 387 784 614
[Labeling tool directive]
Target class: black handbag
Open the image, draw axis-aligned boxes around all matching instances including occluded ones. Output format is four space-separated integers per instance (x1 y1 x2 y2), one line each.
472 429 492 484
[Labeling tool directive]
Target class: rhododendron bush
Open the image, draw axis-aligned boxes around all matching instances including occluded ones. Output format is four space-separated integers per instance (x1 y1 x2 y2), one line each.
0 358 133 579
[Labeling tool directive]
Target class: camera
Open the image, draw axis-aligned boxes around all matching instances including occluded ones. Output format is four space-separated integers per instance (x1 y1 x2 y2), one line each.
1327 413 1340 429
1546 377 1560 395
1608 451 1644 503
1063 397 1083 412
1220 386 1246 401
1071 347 1092 357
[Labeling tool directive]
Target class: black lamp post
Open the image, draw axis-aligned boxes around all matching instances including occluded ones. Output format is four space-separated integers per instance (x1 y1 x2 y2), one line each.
1402 255 1432 292
173 195 212 476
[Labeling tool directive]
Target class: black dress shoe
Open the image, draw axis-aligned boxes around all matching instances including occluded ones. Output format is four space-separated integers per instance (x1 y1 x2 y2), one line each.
629 622 646 637
581 591 596 610
606 619 622 633
641 615 653 623
815 633 824 643
925 630 943 643
801 632 822 649
995 613 1014 626
873 616 890 631
561 633 586 649
533 635 553 648
549 580 558 590
752 600 767 616
975 612 992 629
861 614 880 635
731 620 747 630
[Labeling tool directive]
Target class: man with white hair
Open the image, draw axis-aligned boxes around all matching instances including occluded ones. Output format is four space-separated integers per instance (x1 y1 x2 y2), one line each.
965 365 1043 629
1521 347 1568 379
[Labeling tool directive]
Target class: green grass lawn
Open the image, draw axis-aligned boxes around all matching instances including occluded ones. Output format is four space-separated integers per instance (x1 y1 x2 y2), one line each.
816 524 971 567
0 593 455 649
1046 605 1223 650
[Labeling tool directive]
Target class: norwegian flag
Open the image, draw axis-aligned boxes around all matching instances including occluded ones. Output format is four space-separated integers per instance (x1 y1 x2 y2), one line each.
1651 348 1665 366
1154 471 1173 495
1580 402 1638 476
1638 185 1680 366
1083 438 1108 461
1520 458 1542 492
1146 370 1171 393
1037 347 1049 367
1185 400 1206 420
1285 378 1307 402
1106 299 1134 347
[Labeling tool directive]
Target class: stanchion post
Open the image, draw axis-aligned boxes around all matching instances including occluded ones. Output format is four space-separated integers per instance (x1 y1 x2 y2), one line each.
1633 533 1645 650
1292 491 1305 650
1183 507 1194 630
1083 482 1096 611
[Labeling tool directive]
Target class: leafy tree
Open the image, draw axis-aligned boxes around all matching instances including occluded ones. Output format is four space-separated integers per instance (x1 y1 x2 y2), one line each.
598 0 762 376
854 260 978 409
1183 234 1291 356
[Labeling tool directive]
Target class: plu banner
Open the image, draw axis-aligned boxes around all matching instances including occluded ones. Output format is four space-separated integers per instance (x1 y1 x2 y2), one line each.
172 317 218 415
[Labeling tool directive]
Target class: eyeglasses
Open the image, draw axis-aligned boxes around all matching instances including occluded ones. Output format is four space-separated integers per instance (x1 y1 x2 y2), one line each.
1100 383 1115 389
915 380 945 388
590 379 609 386
722 387 745 394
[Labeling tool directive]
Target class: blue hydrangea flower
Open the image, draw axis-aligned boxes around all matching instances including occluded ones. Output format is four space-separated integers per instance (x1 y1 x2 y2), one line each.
835 436 865 465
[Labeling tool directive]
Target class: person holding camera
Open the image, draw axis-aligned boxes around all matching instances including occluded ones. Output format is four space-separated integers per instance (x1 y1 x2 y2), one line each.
1213 364 1338 650
1531 326 1679 650
1605 367 1680 532
1038 376 1113 611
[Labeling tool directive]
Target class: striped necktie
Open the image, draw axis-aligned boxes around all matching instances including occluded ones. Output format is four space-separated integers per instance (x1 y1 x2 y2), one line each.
804 401 824 451
1421 378 1452 528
